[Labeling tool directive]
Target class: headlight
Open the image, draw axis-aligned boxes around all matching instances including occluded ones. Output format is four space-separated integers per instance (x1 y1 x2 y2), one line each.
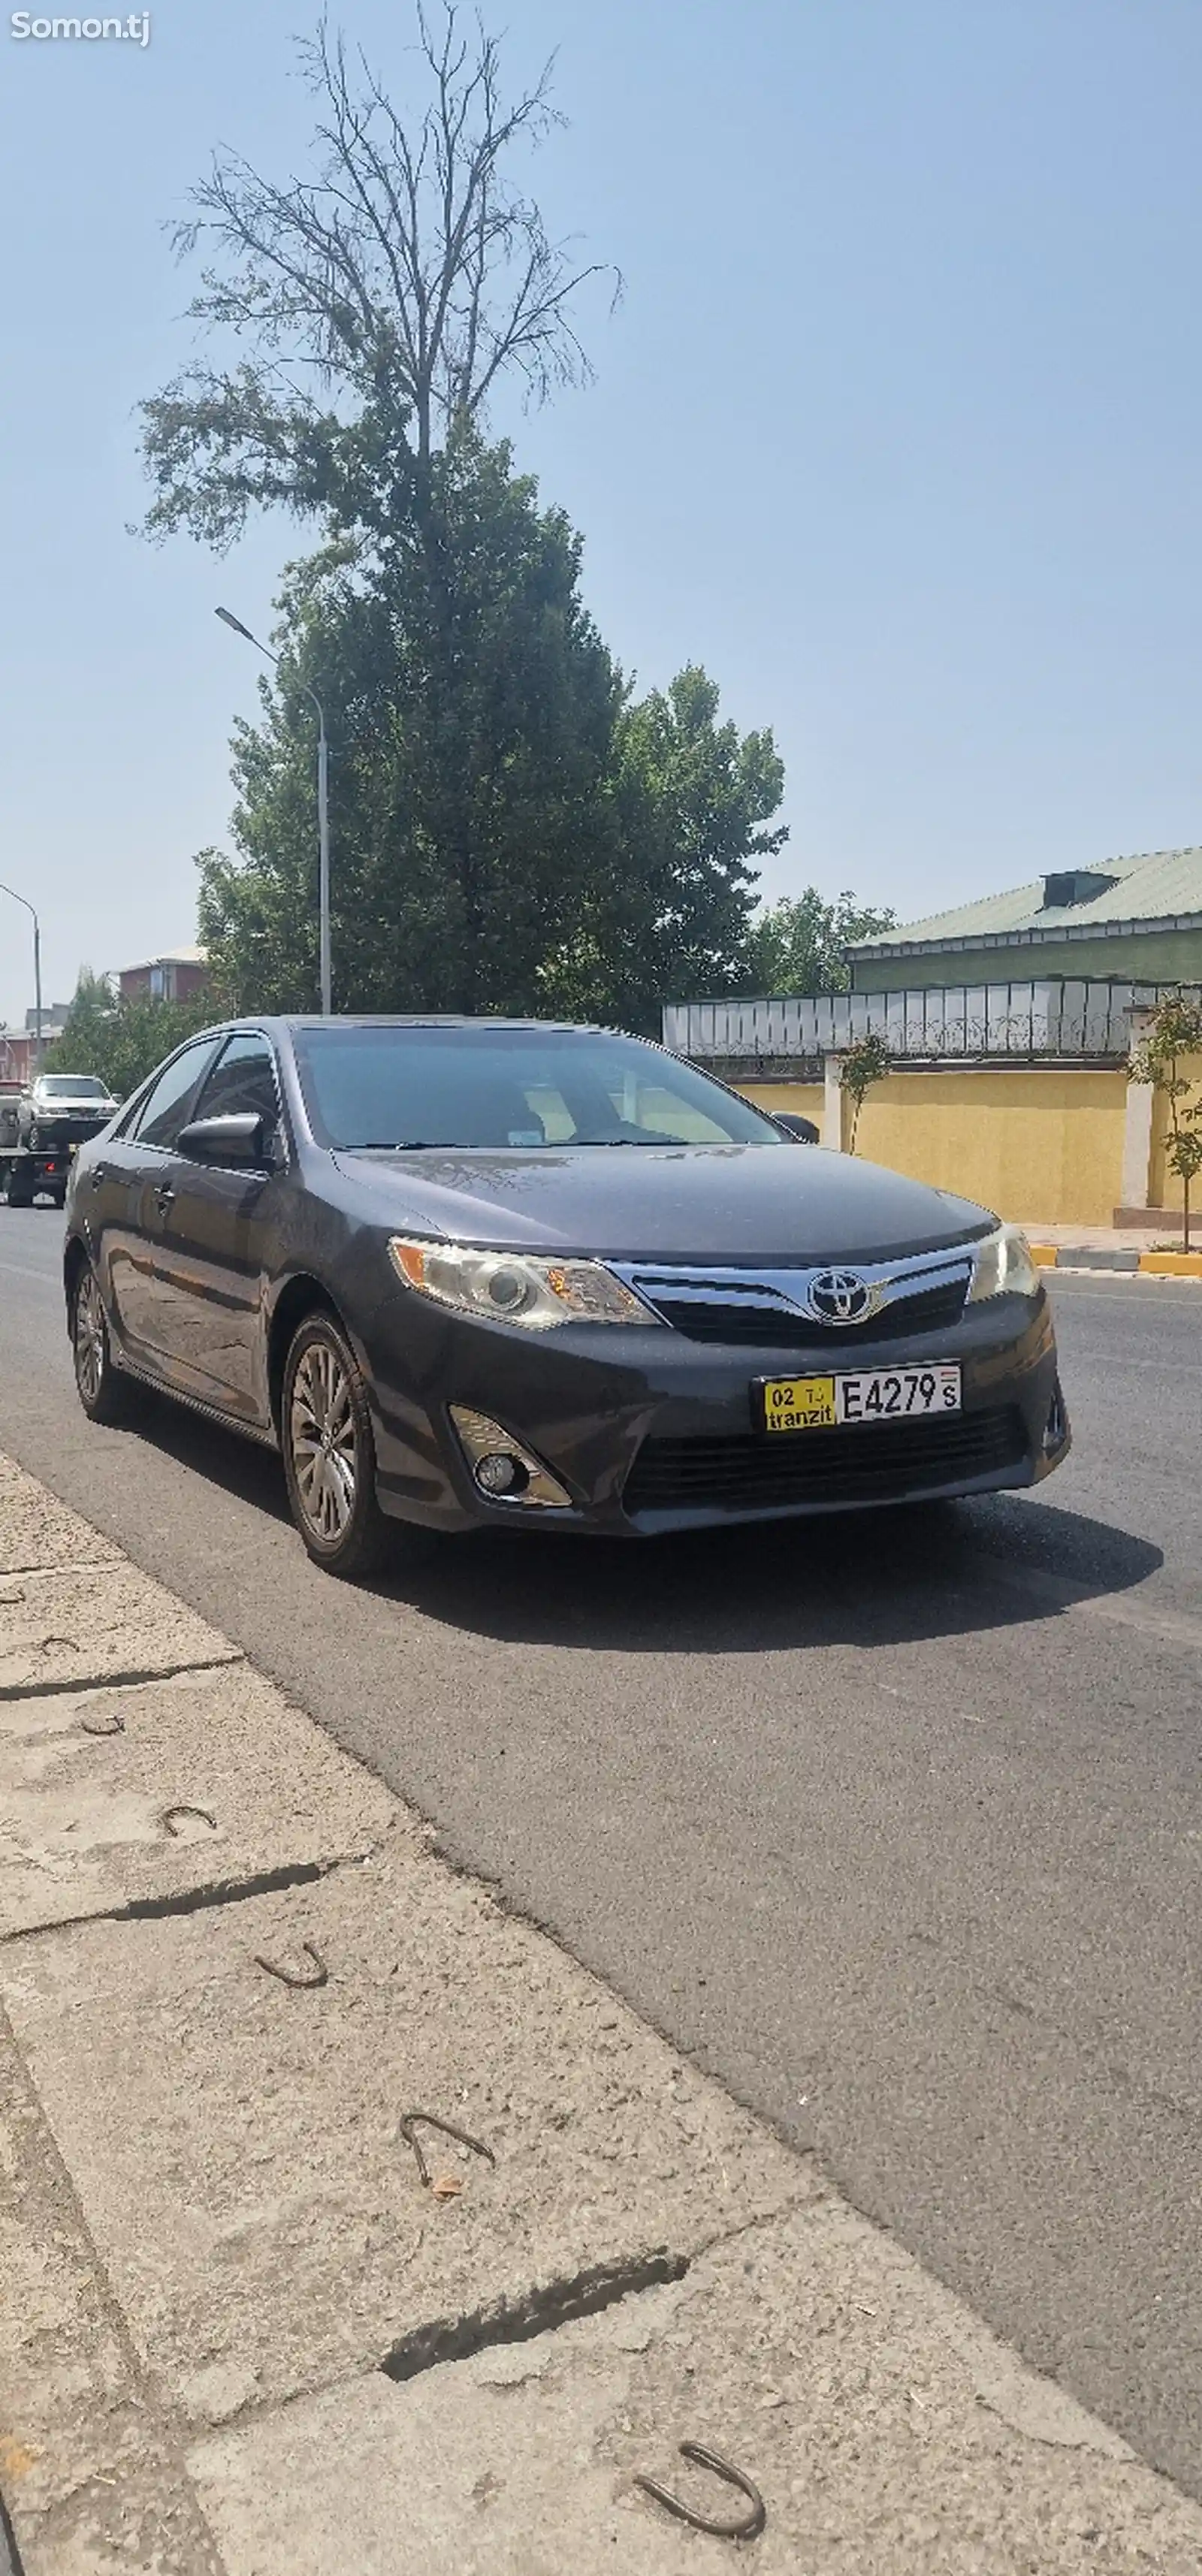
966 1224 1040 1303
388 1237 660 1330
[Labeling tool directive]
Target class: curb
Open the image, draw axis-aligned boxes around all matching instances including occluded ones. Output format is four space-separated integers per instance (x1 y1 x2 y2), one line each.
1029 1243 1202 1278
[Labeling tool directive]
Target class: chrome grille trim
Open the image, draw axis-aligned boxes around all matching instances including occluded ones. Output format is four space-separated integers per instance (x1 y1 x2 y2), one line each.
610 1243 977 1336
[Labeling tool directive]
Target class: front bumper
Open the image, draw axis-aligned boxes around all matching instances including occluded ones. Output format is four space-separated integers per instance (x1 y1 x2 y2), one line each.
363 1283 1068 1538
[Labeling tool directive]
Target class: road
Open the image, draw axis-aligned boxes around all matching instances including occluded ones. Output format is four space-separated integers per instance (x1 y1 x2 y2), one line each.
2 1211 1200 2493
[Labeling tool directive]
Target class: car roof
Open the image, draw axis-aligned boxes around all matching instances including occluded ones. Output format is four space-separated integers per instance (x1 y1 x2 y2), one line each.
276 1015 612 1034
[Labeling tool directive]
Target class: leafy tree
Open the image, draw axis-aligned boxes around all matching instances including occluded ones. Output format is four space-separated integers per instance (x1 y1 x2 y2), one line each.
745 889 897 998
536 667 787 1032
47 971 216 1101
1130 995 1202 1250
198 436 621 1015
140 14 782 1028
140 12 614 557
838 1031 891 1153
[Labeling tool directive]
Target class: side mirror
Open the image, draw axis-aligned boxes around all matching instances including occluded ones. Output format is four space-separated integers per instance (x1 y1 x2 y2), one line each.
773 1113 820 1144
177 1111 267 1167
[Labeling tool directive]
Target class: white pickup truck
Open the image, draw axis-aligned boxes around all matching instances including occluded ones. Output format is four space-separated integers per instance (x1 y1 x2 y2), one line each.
0 1072 118 1207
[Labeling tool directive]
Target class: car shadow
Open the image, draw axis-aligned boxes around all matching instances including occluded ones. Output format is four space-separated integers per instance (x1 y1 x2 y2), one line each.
119 1387 1164 1659
373 1493 1164 1657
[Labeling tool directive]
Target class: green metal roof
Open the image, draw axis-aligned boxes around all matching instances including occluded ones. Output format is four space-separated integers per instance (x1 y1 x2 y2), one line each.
847 847 1202 958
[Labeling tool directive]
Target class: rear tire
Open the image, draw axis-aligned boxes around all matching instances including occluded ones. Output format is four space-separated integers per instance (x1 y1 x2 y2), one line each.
6 1165 35 1208
281 1312 391 1579
71 1262 137 1425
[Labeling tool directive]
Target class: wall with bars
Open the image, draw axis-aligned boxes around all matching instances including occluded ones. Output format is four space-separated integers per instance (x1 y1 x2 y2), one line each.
665 979 1201 1065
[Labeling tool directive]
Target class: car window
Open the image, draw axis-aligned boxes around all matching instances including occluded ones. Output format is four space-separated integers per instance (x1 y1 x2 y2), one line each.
292 1025 786 1152
192 1032 281 1130
603 1077 733 1145
130 1039 222 1149
39 1076 108 1098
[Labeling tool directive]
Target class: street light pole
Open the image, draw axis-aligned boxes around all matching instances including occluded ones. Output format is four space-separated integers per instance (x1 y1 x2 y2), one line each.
215 608 332 1016
0 880 42 1070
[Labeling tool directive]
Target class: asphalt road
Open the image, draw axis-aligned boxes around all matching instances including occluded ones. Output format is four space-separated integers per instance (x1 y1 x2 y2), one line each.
2 1212 1200 2492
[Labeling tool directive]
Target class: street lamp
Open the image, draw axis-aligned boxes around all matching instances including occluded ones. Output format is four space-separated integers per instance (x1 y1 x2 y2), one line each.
0 879 42 1071
215 607 332 1016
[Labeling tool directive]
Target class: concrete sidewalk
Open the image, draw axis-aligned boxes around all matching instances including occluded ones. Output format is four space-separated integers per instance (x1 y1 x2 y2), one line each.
1022 1224 1202 1276
3 1451 1202 2573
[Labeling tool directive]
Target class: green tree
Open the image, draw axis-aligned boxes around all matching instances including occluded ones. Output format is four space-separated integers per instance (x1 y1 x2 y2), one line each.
745 889 897 998
48 971 216 1101
1129 995 1202 1251
536 666 787 1032
140 14 783 1028
838 1031 891 1153
198 436 621 1014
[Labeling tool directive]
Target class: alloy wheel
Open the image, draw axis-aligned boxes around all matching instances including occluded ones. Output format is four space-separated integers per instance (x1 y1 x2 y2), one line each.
289 1339 358 1544
74 1270 106 1405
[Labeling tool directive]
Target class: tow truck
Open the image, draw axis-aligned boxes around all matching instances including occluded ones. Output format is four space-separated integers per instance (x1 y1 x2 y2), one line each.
0 1072 118 1207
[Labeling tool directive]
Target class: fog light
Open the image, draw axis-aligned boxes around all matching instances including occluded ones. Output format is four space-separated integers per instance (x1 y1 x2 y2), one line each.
449 1406 572 1509
1043 1378 1068 1453
475 1451 524 1496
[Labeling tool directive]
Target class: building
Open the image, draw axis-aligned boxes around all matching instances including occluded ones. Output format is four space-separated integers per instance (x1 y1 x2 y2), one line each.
845 847 1202 992
118 946 210 1005
0 1005 73 1086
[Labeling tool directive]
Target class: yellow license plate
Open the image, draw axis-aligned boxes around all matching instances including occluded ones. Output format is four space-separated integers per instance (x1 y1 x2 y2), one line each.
760 1375 836 1432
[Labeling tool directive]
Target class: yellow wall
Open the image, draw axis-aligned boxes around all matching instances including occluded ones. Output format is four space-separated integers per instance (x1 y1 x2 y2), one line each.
1149 1052 1202 1213
741 1067 1127 1225
741 1082 825 1125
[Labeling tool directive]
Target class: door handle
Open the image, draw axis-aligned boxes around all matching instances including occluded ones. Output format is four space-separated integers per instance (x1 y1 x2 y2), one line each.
89 1164 107 1191
154 1183 175 1213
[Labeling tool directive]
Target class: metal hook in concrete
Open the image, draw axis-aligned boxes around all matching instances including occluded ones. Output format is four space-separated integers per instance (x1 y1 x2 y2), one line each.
398 2109 495 2190
160 1804 216 1837
635 2442 766 2541
255 1942 329 1991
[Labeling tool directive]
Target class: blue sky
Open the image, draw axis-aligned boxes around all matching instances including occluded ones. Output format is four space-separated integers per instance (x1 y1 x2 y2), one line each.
2 0 1202 1025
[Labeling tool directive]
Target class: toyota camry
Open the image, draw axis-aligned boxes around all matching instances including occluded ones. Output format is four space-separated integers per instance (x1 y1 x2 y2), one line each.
63 1016 1069 1578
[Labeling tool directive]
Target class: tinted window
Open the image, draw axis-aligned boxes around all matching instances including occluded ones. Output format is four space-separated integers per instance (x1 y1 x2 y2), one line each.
193 1032 280 1128
293 1025 785 1152
130 1040 222 1149
40 1076 108 1098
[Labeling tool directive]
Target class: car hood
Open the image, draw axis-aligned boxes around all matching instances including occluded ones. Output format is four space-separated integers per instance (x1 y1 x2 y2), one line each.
331 1143 994 1266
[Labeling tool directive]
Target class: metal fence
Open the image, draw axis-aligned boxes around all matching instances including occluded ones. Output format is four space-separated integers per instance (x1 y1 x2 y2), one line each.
663 980 1202 1065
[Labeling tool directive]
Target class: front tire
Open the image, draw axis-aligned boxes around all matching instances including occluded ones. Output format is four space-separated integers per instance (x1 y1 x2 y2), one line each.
281 1312 391 1579
71 1262 138 1425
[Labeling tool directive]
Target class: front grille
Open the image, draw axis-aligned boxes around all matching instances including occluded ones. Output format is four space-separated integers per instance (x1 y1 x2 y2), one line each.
643 1277 968 1348
624 1406 1028 1517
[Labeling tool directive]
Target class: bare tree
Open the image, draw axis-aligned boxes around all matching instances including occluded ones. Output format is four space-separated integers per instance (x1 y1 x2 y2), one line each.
141 8 616 544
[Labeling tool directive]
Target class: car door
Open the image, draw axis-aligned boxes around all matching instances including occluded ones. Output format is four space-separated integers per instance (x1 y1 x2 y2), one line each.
87 1038 222 1367
149 1031 288 1427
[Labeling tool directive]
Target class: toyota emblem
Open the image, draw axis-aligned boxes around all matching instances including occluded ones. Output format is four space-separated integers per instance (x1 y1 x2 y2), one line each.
807 1267 878 1325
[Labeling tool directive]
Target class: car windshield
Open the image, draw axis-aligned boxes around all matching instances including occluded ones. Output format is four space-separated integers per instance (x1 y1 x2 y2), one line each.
38 1076 108 1098
293 1024 786 1152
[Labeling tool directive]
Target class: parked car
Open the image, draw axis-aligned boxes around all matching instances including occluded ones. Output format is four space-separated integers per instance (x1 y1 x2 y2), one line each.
63 1016 1068 1578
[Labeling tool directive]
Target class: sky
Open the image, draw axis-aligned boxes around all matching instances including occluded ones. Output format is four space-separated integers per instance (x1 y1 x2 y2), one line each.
2 0 1202 1026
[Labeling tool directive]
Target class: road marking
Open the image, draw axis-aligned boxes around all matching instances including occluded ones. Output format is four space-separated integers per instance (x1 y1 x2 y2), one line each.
968 1551 1202 1654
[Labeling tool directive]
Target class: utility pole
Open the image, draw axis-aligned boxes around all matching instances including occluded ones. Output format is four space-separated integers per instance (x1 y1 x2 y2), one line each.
0 880 42 1069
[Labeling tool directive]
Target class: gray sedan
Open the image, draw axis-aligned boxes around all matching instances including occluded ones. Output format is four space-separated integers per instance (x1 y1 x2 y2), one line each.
63 1016 1068 1578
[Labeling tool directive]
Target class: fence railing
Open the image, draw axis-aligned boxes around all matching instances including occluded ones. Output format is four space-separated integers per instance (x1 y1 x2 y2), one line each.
663 980 1201 1065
